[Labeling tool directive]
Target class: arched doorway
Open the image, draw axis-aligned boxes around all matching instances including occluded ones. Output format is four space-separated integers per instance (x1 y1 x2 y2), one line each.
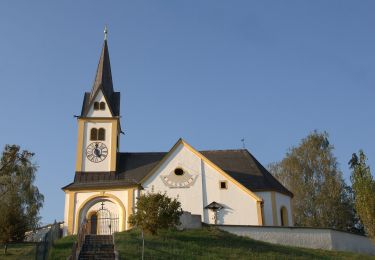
85 201 119 235
89 213 98 234
75 194 127 234
280 206 288 226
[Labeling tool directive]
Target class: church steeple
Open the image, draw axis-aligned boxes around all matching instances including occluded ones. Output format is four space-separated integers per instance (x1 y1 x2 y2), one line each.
81 27 120 117
90 27 114 101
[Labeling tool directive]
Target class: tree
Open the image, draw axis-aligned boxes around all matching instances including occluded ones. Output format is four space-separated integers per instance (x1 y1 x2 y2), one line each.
268 131 356 231
0 145 44 243
129 192 183 235
349 150 375 239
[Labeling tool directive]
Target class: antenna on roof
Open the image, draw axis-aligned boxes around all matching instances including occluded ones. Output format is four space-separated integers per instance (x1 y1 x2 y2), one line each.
241 138 246 149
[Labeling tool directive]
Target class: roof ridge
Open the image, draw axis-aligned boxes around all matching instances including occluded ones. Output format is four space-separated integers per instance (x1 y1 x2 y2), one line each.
119 149 249 154
200 149 248 152
118 151 167 154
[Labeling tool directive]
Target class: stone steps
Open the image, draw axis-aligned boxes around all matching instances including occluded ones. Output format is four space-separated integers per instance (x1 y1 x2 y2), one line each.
78 235 115 260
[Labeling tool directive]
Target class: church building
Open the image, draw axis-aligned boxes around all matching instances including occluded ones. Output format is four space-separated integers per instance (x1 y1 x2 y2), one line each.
62 31 293 236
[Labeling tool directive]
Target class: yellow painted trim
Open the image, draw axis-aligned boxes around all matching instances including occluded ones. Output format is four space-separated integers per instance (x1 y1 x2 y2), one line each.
67 192 75 235
75 120 84 171
257 201 263 225
74 193 126 234
63 186 138 192
110 120 118 171
127 189 134 229
73 117 119 173
290 198 294 226
271 191 278 225
280 206 289 226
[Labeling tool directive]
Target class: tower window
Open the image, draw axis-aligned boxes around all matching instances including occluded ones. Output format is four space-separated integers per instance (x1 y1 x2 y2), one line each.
174 168 184 176
90 128 98 140
99 102 106 110
90 128 105 141
98 128 105 141
94 102 100 110
220 181 228 189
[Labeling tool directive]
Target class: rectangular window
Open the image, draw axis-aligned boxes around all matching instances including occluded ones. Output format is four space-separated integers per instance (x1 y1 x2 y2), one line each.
220 181 227 189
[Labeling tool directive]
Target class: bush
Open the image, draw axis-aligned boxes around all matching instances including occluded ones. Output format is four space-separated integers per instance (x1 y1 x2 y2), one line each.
128 192 183 235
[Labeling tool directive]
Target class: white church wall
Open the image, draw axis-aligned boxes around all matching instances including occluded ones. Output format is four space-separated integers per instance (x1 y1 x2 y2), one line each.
203 161 259 225
63 193 71 236
82 121 112 172
275 192 293 226
86 90 113 118
142 143 260 226
255 192 273 226
142 145 205 218
255 191 293 226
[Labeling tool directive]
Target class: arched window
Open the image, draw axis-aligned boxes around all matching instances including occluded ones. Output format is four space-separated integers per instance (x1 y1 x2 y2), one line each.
94 102 100 110
98 128 105 141
90 128 98 140
99 102 106 110
280 206 288 226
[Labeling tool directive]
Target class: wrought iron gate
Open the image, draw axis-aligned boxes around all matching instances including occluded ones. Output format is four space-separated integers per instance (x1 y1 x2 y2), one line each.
88 206 119 235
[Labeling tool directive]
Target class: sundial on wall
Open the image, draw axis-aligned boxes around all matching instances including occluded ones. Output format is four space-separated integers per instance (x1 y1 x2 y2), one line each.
161 167 198 188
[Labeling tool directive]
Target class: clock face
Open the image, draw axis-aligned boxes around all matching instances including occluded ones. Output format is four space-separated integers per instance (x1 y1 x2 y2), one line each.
86 142 108 163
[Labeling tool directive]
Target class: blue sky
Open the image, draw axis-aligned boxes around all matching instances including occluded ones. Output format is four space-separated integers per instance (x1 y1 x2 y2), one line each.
0 1 374 224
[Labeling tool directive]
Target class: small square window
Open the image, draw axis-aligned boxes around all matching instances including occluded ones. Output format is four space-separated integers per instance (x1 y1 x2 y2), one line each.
220 181 227 189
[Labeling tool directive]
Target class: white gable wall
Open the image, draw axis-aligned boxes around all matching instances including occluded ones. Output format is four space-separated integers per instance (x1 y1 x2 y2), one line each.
142 143 260 225
142 145 205 217
203 161 259 225
86 90 112 118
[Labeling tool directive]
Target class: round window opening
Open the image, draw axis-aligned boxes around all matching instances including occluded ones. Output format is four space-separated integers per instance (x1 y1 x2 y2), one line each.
174 168 184 176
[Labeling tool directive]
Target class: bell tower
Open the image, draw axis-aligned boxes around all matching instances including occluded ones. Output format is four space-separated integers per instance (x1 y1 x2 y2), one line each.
75 27 121 174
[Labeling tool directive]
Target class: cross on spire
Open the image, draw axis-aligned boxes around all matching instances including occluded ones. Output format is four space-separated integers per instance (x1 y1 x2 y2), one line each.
104 25 108 41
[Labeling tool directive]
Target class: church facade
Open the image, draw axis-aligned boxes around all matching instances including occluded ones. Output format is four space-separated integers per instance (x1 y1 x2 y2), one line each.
62 34 293 236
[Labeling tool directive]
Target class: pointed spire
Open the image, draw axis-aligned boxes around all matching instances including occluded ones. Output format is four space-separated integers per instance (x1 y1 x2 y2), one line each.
90 26 114 101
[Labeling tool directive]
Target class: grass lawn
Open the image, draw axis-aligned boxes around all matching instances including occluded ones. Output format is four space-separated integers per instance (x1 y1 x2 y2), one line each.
0 243 36 260
115 227 375 260
48 235 76 260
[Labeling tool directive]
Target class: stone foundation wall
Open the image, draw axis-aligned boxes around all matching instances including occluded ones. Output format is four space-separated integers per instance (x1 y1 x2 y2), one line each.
217 225 375 256
179 212 202 230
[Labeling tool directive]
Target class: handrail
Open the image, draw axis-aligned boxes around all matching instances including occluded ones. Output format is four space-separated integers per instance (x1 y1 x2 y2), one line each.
69 219 89 260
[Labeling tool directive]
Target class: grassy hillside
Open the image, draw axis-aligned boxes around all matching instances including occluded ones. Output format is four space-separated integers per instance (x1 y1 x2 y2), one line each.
0 243 35 260
48 228 374 259
48 235 76 260
115 227 375 260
